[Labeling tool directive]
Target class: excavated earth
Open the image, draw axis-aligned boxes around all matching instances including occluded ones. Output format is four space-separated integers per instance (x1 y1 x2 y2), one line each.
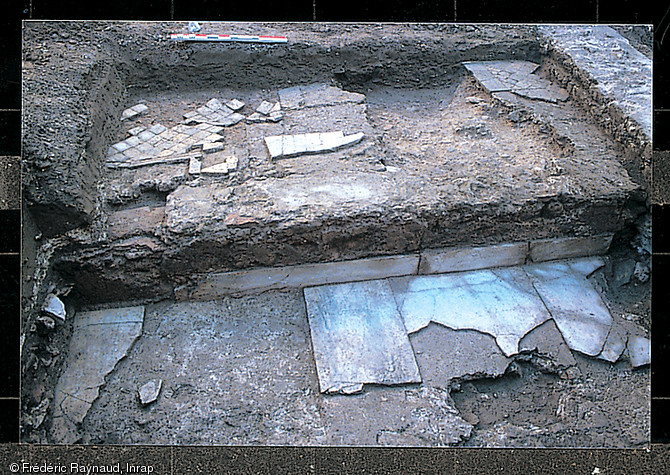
20 22 652 446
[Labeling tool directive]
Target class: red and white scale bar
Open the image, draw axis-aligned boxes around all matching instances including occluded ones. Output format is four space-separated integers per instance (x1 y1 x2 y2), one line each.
170 33 288 43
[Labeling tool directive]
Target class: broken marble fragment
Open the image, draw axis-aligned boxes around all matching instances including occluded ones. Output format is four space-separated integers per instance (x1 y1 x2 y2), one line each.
304 280 421 394
525 260 613 356
121 103 148 121
42 294 66 322
246 112 265 123
51 306 144 444
225 99 245 111
627 335 650 368
597 323 628 363
188 156 202 175
264 131 364 159
138 379 162 405
391 267 552 357
200 162 229 175
256 100 275 116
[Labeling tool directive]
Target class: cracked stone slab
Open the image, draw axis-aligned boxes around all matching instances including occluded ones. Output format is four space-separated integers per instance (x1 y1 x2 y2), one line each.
463 60 569 103
598 322 628 363
50 306 144 443
264 131 364 159
304 280 421 394
391 267 552 357
409 323 511 389
525 260 612 356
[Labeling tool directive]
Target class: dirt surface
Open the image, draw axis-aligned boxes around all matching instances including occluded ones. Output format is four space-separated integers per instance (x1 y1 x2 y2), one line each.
67 275 648 447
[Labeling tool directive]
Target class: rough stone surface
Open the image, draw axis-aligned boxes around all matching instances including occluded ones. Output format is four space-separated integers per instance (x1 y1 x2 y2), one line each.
0 156 20 209
50 306 144 444
107 206 165 240
278 83 366 110
518 319 577 370
538 26 652 142
304 280 421 393
391 268 552 357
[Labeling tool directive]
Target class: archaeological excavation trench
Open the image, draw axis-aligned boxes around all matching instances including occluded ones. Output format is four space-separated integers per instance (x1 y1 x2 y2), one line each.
22 22 651 446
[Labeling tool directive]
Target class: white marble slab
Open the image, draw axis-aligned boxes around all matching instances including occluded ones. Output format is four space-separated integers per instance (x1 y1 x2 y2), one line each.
304 280 421 394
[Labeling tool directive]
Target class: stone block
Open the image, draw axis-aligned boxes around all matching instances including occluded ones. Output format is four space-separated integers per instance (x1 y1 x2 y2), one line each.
111 141 131 153
149 124 167 135
529 234 613 262
226 99 245 111
206 98 223 110
189 157 202 175
138 130 156 141
125 136 141 147
256 100 275 115
419 242 528 274
225 156 238 171
188 254 420 300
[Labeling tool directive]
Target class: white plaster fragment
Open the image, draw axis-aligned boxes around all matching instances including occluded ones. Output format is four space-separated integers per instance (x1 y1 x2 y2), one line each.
627 335 650 368
42 294 66 322
264 131 364 159
189 156 202 175
225 99 245 111
200 162 230 175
